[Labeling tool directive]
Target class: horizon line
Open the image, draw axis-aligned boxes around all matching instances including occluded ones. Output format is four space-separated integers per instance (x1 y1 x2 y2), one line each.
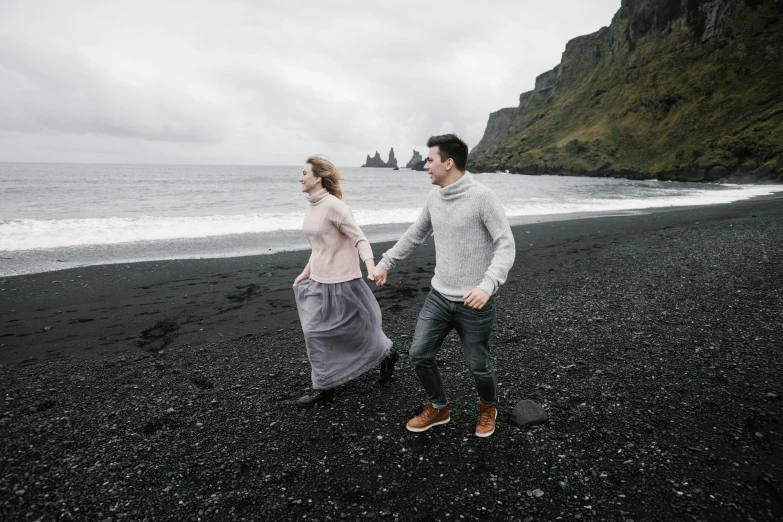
0 160 374 168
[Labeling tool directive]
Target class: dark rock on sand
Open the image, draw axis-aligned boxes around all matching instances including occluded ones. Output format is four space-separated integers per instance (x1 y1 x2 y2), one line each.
512 399 548 427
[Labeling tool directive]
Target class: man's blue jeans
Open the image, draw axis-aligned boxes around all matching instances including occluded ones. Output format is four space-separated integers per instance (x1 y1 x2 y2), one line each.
409 289 497 408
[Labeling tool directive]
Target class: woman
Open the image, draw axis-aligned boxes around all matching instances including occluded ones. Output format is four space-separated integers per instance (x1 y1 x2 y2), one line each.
293 156 398 406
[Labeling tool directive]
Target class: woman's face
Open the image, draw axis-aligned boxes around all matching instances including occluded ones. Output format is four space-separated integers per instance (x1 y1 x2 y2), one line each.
299 163 321 195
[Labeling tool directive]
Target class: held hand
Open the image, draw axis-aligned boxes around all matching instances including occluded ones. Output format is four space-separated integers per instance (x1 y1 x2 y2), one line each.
365 259 376 282
293 272 309 286
462 288 490 310
373 266 388 286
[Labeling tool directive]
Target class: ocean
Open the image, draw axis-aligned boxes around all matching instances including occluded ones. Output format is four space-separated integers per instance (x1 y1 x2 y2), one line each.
1 162 781 277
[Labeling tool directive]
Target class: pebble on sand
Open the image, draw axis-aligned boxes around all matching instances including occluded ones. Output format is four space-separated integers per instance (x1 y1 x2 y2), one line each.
512 399 548 427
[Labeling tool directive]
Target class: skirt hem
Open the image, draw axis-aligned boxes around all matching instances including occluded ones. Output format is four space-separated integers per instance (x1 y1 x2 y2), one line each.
312 339 393 390
294 276 393 391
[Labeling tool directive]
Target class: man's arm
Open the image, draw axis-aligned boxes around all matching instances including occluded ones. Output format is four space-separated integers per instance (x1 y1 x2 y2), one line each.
476 191 515 296
373 203 433 285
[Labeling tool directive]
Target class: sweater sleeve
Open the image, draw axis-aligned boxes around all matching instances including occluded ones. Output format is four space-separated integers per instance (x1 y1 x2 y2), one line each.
336 205 374 262
377 200 433 271
477 190 515 296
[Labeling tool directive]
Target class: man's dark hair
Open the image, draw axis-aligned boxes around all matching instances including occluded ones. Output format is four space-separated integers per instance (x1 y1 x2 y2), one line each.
426 134 468 172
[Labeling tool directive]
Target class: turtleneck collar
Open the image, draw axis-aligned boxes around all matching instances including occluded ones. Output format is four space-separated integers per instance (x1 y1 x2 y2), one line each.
306 188 330 205
439 172 474 201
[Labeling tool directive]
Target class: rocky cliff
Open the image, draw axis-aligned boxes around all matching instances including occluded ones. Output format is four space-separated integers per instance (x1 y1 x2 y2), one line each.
362 148 399 168
469 0 783 183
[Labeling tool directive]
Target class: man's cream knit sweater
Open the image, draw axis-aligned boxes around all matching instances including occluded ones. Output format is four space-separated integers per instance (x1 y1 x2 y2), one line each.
378 173 515 301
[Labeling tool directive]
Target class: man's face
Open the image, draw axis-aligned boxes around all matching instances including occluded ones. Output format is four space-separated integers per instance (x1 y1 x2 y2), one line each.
425 146 451 187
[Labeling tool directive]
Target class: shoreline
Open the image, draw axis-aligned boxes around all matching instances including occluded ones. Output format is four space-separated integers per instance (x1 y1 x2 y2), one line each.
3 189 782 279
3 193 783 366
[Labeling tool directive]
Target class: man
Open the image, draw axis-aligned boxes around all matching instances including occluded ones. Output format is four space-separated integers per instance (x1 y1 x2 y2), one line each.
373 134 515 438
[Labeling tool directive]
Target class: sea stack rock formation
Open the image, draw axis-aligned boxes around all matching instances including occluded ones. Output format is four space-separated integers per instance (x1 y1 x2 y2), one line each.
468 0 783 183
387 148 398 169
362 151 386 168
406 150 423 169
361 148 399 168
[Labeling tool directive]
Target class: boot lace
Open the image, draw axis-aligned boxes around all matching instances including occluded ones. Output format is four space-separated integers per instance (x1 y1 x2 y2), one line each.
478 405 495 426
420 405 438 421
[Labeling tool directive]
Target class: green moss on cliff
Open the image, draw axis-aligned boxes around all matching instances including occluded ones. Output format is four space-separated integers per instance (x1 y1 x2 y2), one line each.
470 0 783 181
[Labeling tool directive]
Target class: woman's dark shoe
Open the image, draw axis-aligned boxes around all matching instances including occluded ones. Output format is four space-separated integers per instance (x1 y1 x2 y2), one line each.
379 349 400 383
296 388 335 406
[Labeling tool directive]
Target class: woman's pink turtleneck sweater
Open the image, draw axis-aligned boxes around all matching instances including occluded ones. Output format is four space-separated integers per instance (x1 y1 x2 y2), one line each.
303 188 373 284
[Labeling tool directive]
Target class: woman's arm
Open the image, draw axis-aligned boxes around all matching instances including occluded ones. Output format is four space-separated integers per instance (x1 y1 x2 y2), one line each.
335 207 374 263
293 258 312 286
334 205 379 281
364 258 376 281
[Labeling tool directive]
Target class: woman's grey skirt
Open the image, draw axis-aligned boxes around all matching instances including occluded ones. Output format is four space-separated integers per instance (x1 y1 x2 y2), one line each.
293 277 392 390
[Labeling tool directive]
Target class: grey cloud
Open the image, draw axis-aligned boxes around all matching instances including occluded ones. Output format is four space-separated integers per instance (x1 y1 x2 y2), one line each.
219 67 378 148
0 37 224 143
0 0 622 164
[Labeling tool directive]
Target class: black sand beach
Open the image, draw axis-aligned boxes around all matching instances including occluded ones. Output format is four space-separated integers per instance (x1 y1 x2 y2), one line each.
2 196 782 521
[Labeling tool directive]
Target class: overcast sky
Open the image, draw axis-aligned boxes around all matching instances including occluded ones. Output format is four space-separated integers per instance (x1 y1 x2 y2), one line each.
0 0 621 166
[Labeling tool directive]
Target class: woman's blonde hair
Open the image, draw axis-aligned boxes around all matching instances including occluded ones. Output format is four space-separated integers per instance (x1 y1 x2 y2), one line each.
306 155 343 199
